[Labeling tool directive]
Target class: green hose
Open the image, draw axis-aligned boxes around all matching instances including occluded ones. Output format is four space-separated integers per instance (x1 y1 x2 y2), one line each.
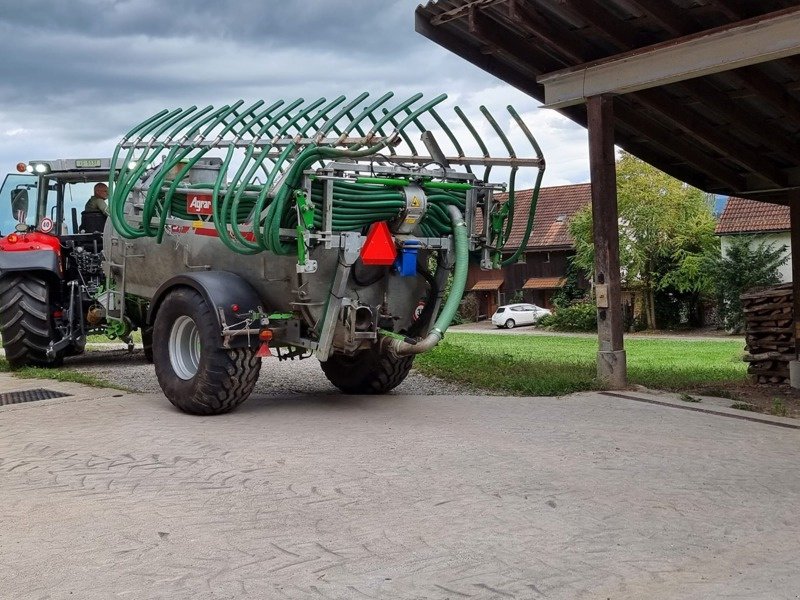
107 95 544 275
382 205 468 356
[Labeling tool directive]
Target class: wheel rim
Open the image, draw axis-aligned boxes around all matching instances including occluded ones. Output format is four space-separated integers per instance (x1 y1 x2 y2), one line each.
169 316 201 380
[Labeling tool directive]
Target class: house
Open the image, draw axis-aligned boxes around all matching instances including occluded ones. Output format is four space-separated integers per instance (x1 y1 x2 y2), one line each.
466 183 591 318
715 197 792 282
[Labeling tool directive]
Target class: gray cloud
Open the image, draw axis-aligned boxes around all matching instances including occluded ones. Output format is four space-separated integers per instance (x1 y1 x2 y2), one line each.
0 0 589 186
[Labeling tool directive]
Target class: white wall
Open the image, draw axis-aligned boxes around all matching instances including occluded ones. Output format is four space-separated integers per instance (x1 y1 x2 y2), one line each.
720 232 792 282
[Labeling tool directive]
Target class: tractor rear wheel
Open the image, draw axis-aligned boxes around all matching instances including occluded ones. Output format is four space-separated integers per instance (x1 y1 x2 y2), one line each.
320 348 414 394
0 274 62 369
152 287 261 415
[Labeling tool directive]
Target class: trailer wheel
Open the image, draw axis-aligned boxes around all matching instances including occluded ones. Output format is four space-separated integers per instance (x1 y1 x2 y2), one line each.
320 348 414 394
152 288 261 415
0 274 62 369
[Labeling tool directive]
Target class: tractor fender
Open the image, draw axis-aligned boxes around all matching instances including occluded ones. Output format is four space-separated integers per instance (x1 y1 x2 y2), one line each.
146 271 264 349
0 249 60 280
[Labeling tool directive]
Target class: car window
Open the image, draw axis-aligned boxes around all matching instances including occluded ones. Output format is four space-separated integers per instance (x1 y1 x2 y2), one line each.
511 306 527 312
495 307 507 313
0 173 38 234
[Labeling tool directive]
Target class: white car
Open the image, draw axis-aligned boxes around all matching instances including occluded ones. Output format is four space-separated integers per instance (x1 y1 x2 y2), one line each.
491 303 552 329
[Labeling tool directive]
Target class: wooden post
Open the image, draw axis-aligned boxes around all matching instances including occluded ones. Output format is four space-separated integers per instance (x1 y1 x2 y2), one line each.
587 95 627 388
789 197 800 387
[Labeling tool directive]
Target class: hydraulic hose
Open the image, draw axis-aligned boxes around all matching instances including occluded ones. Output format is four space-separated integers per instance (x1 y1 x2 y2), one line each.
382 205 468 357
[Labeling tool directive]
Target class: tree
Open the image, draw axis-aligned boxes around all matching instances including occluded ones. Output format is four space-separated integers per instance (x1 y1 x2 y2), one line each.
569 152 718 329
710 235 787 332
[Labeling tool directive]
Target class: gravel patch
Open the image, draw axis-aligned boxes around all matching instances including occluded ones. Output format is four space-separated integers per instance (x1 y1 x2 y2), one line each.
63 344 481 397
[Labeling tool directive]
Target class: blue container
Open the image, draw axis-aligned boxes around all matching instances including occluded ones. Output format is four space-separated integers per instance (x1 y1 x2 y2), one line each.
395 240 421 277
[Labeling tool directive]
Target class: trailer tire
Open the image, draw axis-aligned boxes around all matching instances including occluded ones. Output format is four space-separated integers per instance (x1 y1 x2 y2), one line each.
320 348 414 394
0 274 62 369
152 288 261 415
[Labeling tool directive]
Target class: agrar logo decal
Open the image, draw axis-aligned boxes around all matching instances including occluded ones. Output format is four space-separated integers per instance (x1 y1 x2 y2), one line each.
187 194 213 215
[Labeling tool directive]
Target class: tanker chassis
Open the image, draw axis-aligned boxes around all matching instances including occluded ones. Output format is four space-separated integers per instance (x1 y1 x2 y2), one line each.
1 93 545 415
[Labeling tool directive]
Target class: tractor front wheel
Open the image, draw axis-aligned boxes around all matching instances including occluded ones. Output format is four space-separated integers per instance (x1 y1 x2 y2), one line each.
152 288 261 415
0 274 62 368
320 348 414 394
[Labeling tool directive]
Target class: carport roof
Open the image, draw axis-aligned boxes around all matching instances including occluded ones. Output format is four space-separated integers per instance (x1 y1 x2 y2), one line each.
416 1 800 204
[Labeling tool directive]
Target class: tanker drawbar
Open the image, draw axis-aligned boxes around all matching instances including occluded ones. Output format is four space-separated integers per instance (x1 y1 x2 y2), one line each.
104 92 545 414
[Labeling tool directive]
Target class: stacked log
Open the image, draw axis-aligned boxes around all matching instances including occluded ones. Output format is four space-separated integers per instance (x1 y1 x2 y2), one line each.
741 283 794 384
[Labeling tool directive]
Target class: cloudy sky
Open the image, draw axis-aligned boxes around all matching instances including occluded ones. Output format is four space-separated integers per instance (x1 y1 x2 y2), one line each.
0 0 590 188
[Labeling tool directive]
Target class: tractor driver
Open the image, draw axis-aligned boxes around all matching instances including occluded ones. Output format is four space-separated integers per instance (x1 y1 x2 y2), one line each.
85 183 109 216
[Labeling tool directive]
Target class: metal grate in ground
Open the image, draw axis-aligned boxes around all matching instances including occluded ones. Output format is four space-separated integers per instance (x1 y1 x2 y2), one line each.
0 388 72 406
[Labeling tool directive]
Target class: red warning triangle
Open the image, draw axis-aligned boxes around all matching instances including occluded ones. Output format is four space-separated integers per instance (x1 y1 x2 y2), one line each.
361 221 397 266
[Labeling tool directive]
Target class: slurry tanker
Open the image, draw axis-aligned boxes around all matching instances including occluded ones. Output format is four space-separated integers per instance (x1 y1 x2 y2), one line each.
0 93 544 414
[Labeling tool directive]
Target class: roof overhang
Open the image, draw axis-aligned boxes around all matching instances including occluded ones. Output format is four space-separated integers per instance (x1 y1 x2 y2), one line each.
470 279 504 291
416 1 800 204
523 277 566 290
538 7 800 109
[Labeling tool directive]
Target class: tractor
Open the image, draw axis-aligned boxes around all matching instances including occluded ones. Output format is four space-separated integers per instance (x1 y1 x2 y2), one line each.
0 159 138 368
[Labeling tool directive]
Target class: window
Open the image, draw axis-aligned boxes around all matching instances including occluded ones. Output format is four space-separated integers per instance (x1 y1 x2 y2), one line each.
0 174 38 234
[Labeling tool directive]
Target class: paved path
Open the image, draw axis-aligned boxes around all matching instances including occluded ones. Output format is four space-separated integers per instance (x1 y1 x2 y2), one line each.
1 374 798 599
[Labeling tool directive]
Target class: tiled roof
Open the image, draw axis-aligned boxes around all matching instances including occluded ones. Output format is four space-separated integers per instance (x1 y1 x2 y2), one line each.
523 277 566 290
715 197 790 235
470 279 504 291
480 183 591 250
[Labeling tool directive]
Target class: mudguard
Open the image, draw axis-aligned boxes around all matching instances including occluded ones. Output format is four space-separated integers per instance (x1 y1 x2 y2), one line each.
147 271 264 349
0 249 60 278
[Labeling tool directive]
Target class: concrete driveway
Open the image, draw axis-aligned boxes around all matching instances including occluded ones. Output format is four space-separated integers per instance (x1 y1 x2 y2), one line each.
1 373 799 599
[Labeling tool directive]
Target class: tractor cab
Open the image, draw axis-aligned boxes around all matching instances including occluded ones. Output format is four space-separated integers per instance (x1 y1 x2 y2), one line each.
1 158 115 234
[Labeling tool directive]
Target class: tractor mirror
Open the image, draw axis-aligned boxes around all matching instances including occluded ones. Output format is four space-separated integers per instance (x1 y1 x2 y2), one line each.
10 188 29 223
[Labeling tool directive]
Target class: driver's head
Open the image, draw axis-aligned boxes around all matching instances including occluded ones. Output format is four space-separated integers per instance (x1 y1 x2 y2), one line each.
94 183 108 199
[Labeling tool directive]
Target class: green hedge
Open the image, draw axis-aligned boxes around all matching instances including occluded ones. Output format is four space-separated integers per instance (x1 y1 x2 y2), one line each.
538 301 597 332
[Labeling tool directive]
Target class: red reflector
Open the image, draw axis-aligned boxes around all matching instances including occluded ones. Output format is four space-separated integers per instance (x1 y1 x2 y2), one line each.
259 329 273 341
53 310 64 318
360 221 397 266
16 162 27 173
7 234 19 244
256 342 271 357
231 304 240 312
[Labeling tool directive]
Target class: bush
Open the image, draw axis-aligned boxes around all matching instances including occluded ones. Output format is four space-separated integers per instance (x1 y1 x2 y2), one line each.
455 294 479 324
541 301 597 332
709 236 787 333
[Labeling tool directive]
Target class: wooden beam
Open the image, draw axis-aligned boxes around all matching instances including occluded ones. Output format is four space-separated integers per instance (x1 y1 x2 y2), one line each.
414 10 546 101
616 105 747 192
729 66 800 125
560 0 642 49
626 0 698 37
678 78 800 161
467 8 557 77
789 196 800 387
587 95 626 387
507 0 597 64
538 6 800 108
633 90 787 187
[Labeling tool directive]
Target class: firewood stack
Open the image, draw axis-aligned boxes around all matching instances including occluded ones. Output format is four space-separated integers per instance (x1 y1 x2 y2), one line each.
741 283 794 384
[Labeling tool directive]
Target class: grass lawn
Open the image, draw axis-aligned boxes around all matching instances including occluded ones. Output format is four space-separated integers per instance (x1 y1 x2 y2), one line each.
415 332 747 396
0 357 122 389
